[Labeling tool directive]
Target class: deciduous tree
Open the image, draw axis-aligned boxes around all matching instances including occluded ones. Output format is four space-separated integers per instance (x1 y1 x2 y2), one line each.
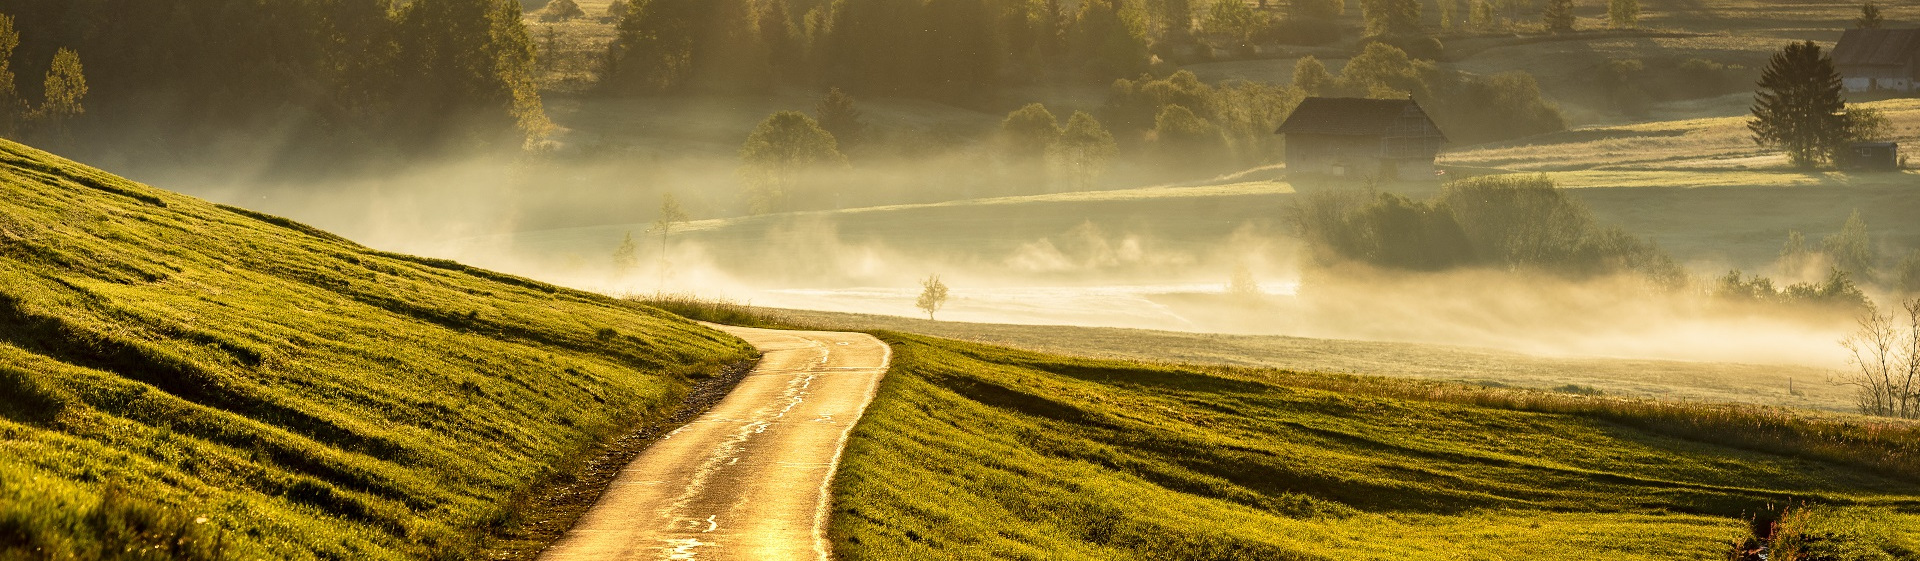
1070 0 1150 81
541 0 585 22
1206 0 1261 50
1363 0 1423 36
1001 103 1063 165
1292 55 1334 96
917 274 950 320
649 193 689 289
739 111 847 213
1048 111 1117 191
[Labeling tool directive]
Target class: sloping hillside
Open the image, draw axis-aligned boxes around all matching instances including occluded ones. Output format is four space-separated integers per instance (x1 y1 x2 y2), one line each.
830 333 1920 559
0 140 754 559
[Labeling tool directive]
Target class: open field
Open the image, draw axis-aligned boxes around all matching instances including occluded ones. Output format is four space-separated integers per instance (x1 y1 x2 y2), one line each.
1446 99 1920 172
730 307 1859 412
0 140 753 559
829 332 1920 559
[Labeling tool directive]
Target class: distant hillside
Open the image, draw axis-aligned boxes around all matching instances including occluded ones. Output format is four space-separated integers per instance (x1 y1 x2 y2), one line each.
0 140 753 559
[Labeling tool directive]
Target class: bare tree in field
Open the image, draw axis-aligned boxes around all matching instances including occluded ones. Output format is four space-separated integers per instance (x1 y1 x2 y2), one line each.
649 192 689 290
917 274 950 321
1839 298 1920 418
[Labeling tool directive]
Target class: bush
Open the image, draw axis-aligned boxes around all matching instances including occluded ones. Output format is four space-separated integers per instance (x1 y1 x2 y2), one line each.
1295 175 1680 281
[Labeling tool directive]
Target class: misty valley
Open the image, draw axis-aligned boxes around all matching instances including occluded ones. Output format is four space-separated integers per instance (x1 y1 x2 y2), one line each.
2 0 1920 560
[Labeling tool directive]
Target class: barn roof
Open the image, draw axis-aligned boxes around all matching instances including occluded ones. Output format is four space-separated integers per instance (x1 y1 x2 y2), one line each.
1274 97 1443 140
1834 28 1920 68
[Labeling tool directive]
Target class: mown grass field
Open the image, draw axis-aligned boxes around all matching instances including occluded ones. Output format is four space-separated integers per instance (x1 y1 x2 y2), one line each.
829 332 1920 560
0 139 754 559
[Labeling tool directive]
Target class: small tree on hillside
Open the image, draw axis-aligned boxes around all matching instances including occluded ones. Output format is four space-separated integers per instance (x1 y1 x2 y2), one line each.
606 0 631 22
1749 41 1847 169
38 48 86 123
542 0 585 22
1048 111 1117 192
814 87 866 153
1607 0 1638 29
916 274 950 320
1858 2 1884 29
1543 0 1575 32
739 111 847 214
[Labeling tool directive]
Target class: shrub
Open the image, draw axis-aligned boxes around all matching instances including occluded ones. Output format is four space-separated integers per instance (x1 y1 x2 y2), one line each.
1295 175 1680 281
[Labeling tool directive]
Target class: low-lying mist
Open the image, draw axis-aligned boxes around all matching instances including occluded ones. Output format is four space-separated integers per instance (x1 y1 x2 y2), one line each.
412 211 1859 370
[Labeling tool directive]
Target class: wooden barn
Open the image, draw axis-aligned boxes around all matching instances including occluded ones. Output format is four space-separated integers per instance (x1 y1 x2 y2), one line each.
1275 97 1447 180
1833 27 1920 93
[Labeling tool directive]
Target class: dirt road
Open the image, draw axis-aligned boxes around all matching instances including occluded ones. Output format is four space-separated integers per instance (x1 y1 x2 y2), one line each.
538 325 890 561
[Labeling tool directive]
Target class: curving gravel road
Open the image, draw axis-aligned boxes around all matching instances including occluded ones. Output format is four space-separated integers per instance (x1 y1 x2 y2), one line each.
538 324 890 561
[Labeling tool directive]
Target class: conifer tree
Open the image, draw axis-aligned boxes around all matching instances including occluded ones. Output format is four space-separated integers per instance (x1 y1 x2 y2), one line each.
1858 2 1884 29
814 87 866 152
1748 41 1847 169
1543 0 1575 32
0 14 19 137
1607 0 1637 29
39 48 86 123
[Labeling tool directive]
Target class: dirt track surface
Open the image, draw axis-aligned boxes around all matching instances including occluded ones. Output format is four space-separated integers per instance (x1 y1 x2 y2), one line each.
538 325 890 561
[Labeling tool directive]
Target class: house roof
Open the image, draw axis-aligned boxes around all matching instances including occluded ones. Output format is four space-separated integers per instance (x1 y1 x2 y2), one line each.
1833 28 1920 68
1274 97 1443 140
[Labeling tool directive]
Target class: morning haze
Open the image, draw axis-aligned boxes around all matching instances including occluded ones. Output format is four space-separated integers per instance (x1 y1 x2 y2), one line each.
0 0 1918 559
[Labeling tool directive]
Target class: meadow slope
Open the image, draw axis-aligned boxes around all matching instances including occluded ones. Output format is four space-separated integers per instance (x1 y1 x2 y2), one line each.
0 140 755 559
829 333 1920 560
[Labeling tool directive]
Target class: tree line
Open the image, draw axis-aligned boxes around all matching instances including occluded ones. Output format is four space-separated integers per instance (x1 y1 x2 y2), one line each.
601 0 1172 100
0 0 549 164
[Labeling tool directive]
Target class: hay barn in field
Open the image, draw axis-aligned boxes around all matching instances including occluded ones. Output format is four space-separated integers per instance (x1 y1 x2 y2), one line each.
1834 27 1920 93
1276 97 1447 180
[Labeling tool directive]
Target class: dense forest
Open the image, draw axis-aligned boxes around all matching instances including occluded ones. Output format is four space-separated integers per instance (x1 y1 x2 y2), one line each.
0 0 549 166
0 0 1575 185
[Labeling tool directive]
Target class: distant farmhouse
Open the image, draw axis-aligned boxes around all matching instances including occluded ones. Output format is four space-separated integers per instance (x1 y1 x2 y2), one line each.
1834 27 1920 93
1275 97 1447 180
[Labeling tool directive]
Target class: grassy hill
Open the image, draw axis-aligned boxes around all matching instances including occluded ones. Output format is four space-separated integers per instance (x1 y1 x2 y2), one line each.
829 332 1920 560
0 140 754 559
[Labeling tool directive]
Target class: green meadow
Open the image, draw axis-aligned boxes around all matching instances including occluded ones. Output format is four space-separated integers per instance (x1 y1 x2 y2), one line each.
828 332 1920 560
0 140 753 559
